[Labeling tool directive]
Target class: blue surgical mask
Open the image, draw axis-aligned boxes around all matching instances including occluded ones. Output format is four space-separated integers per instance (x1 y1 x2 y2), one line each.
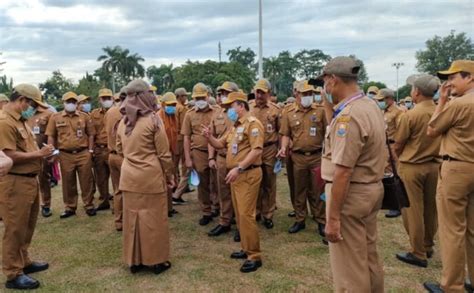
82 103 91 113
377 101 387 110
227 108 238 122
314 94 322 103
405 102 413 109
21 105 36 120
165 105 176 115
433 90 440 101
326 94 333 104
367 93 375 99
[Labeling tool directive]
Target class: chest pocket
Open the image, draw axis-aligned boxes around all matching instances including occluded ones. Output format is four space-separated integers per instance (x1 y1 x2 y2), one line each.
191 117 202 134
56 120 68 134
214 118 226 136
289 118 303 137
16 127 29 151
266 115 277 133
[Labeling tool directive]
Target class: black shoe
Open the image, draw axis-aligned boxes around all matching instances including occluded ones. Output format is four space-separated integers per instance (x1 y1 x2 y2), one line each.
317 223 326 237
151 261 171 275
96 203 110 211
59 210 76 219
385 209 401 218
208 225 231 237
41 207 52 218
211 209 220 218
288 221 305 234
396 252 427 268
168 209 179 218
234 230 241 242
86 209 97 217
231 217 236 225
427 250 434 259
262 218 274 229
288 211 296 218
172 197 186 205
423 282 443 293
130 264 145 274
322 238 329 245
5 274 40 290
23 262 49 274
230 250 247 259
199 216 213 226
466 280 474 293
184 186 194 194
240 260 262 273
256 214 262 222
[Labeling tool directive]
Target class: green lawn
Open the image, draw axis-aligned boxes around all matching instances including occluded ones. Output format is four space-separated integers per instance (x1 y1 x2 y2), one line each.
0 174 440 292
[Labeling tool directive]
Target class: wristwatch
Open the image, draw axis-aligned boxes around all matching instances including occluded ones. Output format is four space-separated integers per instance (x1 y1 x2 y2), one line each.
88 149 94 153
237 166 244 174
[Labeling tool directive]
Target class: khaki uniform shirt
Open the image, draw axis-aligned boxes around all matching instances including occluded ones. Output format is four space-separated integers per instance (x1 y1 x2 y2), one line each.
250 101 281 144
181 105 218 151
428 90 474 163
26 106 54 148
384 103 403 140
322 96 386 183
0 106 41 174
104 105 122 153
280 103 327 152
45 111 95 150
116 114 174 194
90 108 108 145
210 108 233 157
395 100 441 163
177 102 188 142
219 113 264 169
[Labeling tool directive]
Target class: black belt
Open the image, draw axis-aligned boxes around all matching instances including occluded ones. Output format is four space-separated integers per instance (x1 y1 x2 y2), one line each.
442 155 460 162
263 141 278 148
293 149 322 156
388 139 395 144
59 148 87 154
326 181 369 185
245 165 261 171
8 172 38 178
110 150 118 155
193 148 208 153
95 144 107 148
218 153 226 158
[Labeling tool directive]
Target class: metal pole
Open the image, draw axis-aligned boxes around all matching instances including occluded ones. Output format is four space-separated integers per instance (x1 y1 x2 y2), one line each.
392 62 404 102
258 0 263 79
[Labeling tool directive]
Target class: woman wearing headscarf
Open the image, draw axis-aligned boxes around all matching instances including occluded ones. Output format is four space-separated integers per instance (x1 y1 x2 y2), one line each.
116 80 175 274
157 92 179 217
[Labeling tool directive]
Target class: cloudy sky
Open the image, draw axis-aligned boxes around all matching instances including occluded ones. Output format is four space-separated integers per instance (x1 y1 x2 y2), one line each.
0 0 472 89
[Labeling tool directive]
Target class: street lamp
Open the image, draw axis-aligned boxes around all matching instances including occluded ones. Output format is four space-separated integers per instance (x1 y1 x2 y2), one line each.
258 0 263 79
392 62 404 102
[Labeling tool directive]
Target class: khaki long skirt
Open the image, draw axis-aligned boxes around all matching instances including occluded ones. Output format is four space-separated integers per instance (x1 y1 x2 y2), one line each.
122 191 170 266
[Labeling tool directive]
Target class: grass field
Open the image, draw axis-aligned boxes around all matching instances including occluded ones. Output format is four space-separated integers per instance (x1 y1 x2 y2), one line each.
0 174 441 292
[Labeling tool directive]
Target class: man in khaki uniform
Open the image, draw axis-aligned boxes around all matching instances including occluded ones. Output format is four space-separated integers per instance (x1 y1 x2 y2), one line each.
0 84 54 289
204 91 264 273
181 83 219 225
46 92 96 218
172 87 192 204
424 60 474 293
208 81 239 237
26 93 55 218
90 88 114 211
278 80 327 238
366 85 379 100
251 79 280 229
375 88 404 218
393 74 441 268
105 87 127 231
319 57 386 293
0 93 9 110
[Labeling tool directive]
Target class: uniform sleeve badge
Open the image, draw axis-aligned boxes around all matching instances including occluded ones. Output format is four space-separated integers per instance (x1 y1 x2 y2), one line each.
251 128 260 137
336 123 348 137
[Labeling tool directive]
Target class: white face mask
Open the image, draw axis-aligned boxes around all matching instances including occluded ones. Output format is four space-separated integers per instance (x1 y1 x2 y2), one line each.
221 95 228 104
101 100 114 109
301 95 313 108
64 103 77 113
195 100 208 110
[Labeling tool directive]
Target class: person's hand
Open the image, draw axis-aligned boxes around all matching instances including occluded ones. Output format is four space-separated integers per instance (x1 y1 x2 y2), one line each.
439 81 451 104
167 175 176 189
209 158 217 169
325 218 343 243
0 153 13 177
38 145 54 158
225 167 240 184
201 124 211 139
185 158 193 169
277 147 287 158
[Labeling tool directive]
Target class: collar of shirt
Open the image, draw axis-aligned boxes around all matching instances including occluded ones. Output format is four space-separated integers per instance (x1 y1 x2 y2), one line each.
62 110 79 117
3 104 22 121
416 99 435 107
236 112 251 125
385 103 397 113
296 103 313 113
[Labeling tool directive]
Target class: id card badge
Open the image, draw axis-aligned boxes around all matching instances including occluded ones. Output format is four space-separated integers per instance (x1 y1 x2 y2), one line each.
310 127 317 137
77 129 83 138
33 126 40 135
232 143 238 155
266 123 273 133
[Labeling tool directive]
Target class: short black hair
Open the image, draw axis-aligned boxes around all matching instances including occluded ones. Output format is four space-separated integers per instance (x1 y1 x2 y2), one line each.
235 100 249 111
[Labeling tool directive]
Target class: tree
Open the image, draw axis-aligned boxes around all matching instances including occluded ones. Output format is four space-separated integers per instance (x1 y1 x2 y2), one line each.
263 51 299 99
416 31 474 75
362 81 387 93
147 64 175 93
294 49 331 79
0 75 14 96
226 46 256 71
39 70 74 100
97 45 145 91
397 84 412 100
74 73 103 108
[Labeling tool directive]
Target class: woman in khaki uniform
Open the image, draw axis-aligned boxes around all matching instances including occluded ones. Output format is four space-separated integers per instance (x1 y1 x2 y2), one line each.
116 80 175 274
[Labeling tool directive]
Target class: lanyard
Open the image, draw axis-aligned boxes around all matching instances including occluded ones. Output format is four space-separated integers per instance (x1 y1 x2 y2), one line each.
332 92 365 120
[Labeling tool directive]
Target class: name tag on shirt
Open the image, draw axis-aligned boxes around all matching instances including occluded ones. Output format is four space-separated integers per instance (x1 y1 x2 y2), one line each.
236 127 244 134
266 123 273 133
232 143 238 155
77 129 83 138
310 127 317 137
33 126 40 135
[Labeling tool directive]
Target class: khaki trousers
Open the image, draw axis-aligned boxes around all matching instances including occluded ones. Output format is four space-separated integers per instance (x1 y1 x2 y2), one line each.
109 153 123 230
437 160 474 292
326 182 384 293
286 155 296 208
39 159 52 208
93 146 110 207
399 161 439 259
191 149 212 216
173 140 190 198
257 144 277 220
216 156 233 226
